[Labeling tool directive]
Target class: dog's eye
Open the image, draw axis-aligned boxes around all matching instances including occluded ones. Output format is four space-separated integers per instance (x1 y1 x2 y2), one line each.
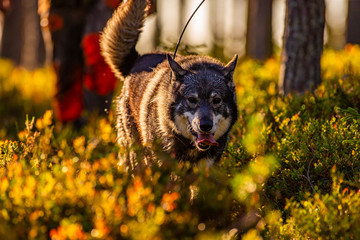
187 97 198 105
212 97 222 105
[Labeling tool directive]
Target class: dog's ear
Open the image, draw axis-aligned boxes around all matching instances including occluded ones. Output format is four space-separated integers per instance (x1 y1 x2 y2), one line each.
222 54 238 79
167 54 188 79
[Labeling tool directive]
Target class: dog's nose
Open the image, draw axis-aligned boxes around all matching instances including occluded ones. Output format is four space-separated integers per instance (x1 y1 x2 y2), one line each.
200 119 213 132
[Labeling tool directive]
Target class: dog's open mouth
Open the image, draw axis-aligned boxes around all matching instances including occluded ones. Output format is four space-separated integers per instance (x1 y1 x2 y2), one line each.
189 127 219 151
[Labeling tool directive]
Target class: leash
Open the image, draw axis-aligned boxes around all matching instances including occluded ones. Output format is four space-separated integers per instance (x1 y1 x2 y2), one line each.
173 0 206 60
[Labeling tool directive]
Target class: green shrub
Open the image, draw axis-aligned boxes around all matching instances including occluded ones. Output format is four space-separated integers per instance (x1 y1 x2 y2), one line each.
268 171 360 240
0 111 278 239
1 45 360 239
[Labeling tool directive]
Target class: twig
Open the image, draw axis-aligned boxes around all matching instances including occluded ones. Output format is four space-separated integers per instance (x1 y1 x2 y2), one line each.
301 148 316 192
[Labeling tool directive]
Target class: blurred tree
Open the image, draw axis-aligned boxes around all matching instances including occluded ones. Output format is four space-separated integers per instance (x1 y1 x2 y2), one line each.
0 0 45 69
0 0 23 65
347 0 360 44
246 0 273 60
22 0 45 69
279 0 325 95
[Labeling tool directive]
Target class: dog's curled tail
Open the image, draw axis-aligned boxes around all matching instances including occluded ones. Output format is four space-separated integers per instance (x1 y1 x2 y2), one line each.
100 0 148 79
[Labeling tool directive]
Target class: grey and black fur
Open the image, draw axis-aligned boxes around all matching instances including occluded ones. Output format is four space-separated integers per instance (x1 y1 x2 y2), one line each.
100 0 238 169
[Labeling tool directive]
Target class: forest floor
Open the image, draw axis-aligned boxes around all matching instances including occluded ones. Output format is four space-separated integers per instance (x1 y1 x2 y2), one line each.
1 45 360 239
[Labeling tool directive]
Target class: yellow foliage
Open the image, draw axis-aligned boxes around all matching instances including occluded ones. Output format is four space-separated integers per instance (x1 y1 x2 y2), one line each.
0 61 56 103
49 221 86 240
241 229 262 240
73 136 86 155
1 45 360 239
99 118 112 142
35 110 53 130
322 44 360 80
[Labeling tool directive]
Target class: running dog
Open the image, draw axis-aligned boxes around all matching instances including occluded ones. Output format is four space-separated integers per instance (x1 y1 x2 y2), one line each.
100 0 238 169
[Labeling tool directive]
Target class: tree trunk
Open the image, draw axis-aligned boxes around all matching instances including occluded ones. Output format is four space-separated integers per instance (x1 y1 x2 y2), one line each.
246 0 273 60
1 0 45 68
347 0 360 44
279 0 325 95
0 0 23 65
22 0 45 69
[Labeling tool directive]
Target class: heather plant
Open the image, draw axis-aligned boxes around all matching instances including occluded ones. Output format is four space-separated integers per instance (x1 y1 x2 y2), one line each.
0 59 56 139
267 170 360 239
0 110 277 239
1 45 360 239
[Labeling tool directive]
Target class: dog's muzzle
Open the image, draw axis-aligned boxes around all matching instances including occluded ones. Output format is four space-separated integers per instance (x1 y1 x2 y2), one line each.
189 126 219 151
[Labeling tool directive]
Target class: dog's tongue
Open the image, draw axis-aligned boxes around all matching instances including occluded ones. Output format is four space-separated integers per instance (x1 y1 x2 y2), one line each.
197 133 219 147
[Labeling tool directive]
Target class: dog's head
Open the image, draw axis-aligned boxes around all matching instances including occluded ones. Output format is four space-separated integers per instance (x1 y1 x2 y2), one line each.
168 55 238 151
